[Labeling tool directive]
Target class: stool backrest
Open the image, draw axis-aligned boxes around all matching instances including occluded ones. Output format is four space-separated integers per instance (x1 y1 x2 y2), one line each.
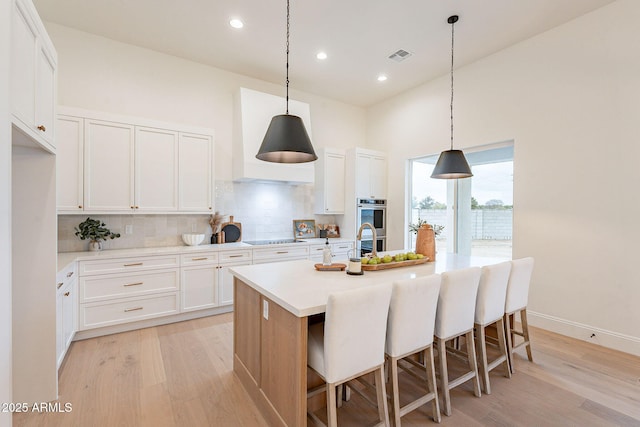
324 283 392 383
435 267 481 340
505 257 535 313
475 261 512 325
386 274 441 358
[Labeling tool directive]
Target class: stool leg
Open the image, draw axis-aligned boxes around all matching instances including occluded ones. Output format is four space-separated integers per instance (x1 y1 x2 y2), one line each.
374 365 390 426
521 309 533 362
504 312 515 374
475 324 490 394
496 317 511 379
327 383 338 427
465 330 481 398
436 337 451 416
424 346 441 423
388 356 401 427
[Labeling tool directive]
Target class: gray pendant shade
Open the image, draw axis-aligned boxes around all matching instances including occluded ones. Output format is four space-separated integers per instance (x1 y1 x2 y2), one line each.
431 149 473 179
256 114 317 163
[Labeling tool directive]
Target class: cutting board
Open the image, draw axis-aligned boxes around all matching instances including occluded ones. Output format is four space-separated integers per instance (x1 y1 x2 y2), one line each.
221 216 242 243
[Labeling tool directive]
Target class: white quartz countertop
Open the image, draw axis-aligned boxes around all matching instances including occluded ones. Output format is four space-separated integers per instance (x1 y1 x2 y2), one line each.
229 254 508 317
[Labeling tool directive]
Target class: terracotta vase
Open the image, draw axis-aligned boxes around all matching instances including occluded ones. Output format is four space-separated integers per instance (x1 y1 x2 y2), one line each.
415 224 436 261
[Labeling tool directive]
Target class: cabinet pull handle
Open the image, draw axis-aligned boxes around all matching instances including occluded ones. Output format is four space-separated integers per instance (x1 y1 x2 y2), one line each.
64 292 70 297
37 125 46 132
124 262 143 267
135 206 139 209
124 282 143 287
276 251 289 254
124 307 143 312
192 257 208 261
57 282 64 289
229 255 244 258
66 271 74 278
78 205 83 209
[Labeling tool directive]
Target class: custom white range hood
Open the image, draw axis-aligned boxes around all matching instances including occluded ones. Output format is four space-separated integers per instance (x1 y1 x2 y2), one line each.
233 88 314 184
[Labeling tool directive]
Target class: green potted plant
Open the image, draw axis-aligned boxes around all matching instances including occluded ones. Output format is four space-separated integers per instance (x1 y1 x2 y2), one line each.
74 217 121 251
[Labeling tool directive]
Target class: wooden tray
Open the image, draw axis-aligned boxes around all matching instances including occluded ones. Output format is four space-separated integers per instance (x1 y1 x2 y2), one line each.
221 215 242 243
361 257 429 271
314 263 346 271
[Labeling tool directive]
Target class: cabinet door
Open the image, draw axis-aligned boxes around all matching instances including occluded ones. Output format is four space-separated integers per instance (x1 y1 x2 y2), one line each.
56 287 64 368
324 152 346 213
179 133 213 212
370 156 387 199
35 44 56 147
355 153 372 198
84 120 135 211
135 127 178 211
219 261 251 306
181 265 217 312
56 116 84 212
62 279 76 351
10 0 37 128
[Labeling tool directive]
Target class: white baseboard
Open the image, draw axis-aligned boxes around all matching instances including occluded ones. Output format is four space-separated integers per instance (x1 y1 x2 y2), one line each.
527 310 640 357
73 305 233 341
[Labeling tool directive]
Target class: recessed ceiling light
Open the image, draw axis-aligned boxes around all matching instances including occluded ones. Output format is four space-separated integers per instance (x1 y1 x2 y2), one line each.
316 51 327 60
229 19 244 29
377 75 388 82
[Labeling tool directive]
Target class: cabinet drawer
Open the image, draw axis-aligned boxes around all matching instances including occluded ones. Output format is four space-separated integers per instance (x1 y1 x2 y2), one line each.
309 245 325 256
56 262 78 291
252 245 309 261
80 292 179 330
220 249 252 263
332 242 354 253
180 252 218 266
79 254 180 276
80 269 179 303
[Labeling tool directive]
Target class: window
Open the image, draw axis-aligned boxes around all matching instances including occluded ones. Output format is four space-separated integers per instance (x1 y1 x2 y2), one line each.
408 142 513 258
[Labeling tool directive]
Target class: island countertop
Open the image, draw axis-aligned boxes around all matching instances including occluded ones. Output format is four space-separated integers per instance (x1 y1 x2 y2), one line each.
229 253 507 317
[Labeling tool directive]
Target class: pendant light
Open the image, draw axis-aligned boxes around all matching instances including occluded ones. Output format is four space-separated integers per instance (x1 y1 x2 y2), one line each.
256 0 317 164
431 15 473 179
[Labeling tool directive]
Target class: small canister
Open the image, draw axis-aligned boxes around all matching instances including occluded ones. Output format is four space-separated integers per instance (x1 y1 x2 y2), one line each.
347 249 363 275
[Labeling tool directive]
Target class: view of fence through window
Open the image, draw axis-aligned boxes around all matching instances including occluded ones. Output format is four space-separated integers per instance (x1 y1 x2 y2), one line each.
409 144 513 258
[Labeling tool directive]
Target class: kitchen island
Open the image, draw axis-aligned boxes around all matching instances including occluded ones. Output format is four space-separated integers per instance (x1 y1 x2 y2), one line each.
229 254 507 426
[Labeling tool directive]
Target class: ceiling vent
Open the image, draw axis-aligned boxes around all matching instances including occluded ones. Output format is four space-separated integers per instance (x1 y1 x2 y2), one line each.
388 49 412 62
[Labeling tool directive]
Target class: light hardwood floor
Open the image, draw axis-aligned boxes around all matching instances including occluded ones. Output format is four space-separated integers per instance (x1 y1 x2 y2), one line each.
14 313 640 426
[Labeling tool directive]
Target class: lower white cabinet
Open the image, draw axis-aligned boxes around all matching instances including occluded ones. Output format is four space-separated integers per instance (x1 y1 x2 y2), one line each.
252 245 310 264
78 255 181 330
218 255 252 306
309 241 354 263
56 263 77 369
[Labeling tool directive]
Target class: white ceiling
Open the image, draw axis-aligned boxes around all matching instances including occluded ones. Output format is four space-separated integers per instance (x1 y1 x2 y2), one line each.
33 0 614 107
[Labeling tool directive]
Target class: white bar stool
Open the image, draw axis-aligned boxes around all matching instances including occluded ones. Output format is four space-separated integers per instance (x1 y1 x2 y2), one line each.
434 267 482 416
307 284 392 427
385 274 442 426
474 261 512 394
504 257 535 373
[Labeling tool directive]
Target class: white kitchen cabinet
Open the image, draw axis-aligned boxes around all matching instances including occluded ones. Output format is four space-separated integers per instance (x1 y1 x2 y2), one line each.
56 115 84 212
179 133 214 212
314 148 345 214
78 254 181 330
135 126 179 211
84 119 135 211
252 245 310 264
352 148 387 199
10 0 57 152
218 250 252 306
56 108 215 214
56 263 77 369
181 252 218 312
309 241 354 262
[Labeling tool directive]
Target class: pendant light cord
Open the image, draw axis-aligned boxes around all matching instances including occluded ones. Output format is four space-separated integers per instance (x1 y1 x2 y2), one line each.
450 18 455 151
285 0 290 114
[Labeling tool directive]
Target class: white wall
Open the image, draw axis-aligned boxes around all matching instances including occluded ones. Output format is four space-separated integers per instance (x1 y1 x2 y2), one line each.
44 23 367 182
367 0 640 355
1 0 13 422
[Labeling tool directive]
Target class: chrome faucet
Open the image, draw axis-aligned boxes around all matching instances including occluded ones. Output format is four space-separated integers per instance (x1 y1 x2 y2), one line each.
356 222 378 258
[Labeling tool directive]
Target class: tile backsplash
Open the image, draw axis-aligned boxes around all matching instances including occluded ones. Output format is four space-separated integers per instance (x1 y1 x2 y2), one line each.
58 180 337 252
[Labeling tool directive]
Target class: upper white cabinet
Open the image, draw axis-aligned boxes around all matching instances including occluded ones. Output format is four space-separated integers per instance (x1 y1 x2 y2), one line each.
10 0 57 152
135 127 179 212
56 115 84 212
84 119 135 211
349 148 387 199
315 147 345 214
233 87 314 184
178 133 213 212
56 108 215 214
